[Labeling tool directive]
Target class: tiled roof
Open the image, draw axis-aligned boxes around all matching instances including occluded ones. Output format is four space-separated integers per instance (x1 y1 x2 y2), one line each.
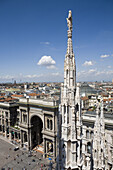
103 98 113 102
0 93 5 96
0 97 17 103
0 96 4 99
12 94 24 97
29 93 37 96
81 96 88 101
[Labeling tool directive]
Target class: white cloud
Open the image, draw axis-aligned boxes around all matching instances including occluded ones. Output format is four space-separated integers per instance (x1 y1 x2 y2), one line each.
24 74 44 78
88 69 96 73
95 70 113 76
0 71 64 83
95 71 105 76
108 65 111 68
0 75 14 80
100 54 110 58
77 69 96 77
24 72 63 82
83 61 93 66
77 68 113 81
51 72 62 76
46 65 57 69
37 56 56 66
106 70 113 75
40 42 50 45
37 56 57 69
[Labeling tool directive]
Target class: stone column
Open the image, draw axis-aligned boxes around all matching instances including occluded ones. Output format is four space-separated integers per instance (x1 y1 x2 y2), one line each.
23 132 25 146
82 154 86 170
43 138 46 158
53 139 56 159
4 111 5 136
77 140 80 164
2 125 4 135
46 141 48 157
20 130 23 147
4 117 7 138
27 129 31 150
62 105 64 123
30 129 32 149
86 156 90 170
66 105 67 124
82 141 86 169
21 112 23 123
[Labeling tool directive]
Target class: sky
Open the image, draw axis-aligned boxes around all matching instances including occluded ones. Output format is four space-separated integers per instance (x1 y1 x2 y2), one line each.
0 0 113 83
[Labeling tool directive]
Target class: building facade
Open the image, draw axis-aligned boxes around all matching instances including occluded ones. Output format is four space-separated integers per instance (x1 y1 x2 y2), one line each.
18 97 59 159
0 97 59 160
0 101 20 141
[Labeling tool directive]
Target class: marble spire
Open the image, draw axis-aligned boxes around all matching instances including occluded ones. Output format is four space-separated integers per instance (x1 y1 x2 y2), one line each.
64 10 76 88
59 10 82 170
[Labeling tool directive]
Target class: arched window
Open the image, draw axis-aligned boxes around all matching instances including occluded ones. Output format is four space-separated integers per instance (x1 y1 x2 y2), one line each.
90 131 94 139
87 142 91 154
67 106 69 123
64 105 66 114
66 69 68 76
64 105 66 123
50 120 53 130
86 130 90 139
76 103 79 111
47 119 49 129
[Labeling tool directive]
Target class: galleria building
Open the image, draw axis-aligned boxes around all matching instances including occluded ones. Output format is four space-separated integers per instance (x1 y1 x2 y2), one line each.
0 11 113 170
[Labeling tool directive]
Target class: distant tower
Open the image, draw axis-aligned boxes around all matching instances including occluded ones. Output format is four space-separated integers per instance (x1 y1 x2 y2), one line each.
60 10 82 169
14 80 16 85
93 100 106 169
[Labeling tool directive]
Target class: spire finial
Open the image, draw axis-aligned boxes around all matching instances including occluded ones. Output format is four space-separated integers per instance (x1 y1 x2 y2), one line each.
67 10 72 31
67 10 72 38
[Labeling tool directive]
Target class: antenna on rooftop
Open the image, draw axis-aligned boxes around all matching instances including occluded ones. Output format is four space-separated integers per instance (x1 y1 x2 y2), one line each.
12 78 14 84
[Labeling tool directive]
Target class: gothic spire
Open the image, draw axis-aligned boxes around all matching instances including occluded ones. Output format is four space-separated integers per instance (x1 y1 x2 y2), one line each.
64 10 76 88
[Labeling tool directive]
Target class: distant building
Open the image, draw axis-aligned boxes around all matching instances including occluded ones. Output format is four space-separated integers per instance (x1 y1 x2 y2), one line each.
0 97 59 160
80 83 98 97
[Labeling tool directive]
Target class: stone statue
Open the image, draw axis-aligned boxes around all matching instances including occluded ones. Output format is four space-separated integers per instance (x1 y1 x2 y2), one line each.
67 10 72 31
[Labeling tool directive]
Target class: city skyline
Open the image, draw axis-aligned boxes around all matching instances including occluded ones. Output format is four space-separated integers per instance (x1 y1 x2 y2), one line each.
0 0 113 83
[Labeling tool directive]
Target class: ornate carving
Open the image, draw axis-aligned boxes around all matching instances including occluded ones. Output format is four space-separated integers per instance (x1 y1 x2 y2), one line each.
66 10 72 31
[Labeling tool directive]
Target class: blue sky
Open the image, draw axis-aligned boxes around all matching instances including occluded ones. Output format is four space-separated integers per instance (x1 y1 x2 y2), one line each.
0 0 113 83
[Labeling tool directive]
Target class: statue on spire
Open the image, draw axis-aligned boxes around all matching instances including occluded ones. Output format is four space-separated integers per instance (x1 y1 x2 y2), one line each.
67 10 72 31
